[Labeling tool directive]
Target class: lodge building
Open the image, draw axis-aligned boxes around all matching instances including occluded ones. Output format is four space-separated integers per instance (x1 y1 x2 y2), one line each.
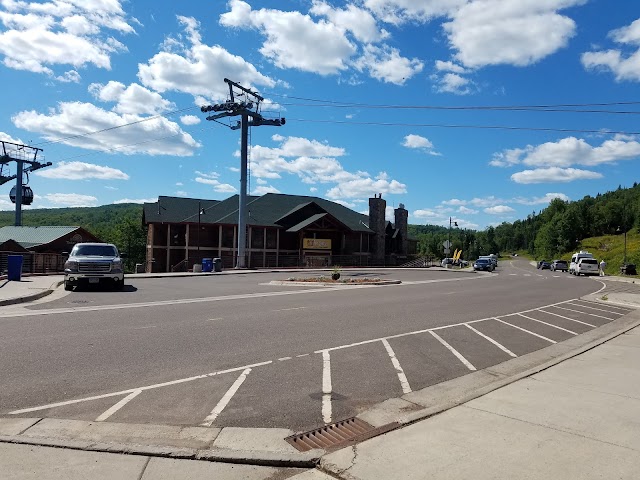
142 193 416 272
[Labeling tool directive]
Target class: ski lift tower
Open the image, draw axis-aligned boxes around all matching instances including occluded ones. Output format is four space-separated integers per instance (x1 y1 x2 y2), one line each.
0 141 51 226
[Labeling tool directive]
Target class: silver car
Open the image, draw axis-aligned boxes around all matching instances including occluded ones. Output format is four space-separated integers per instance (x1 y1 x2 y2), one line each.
64 243 125 291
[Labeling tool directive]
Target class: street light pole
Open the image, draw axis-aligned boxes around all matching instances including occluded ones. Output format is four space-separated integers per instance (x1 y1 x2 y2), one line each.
448 217 458 258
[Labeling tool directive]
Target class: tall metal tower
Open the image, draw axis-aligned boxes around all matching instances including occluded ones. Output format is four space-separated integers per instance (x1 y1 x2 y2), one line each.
1 141 51 226
201 78 285 268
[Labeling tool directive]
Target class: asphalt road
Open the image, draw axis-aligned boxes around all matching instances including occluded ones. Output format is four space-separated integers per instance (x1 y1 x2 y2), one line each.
0 258 633 433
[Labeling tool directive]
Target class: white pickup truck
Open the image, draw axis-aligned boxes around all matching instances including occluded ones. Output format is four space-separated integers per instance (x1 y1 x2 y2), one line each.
64 242 125 291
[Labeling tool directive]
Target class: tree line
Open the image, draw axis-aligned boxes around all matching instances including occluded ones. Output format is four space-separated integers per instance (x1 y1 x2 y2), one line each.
410 183 640 260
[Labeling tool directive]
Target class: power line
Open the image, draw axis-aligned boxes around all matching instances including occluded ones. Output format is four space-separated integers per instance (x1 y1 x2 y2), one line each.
289 118 640 135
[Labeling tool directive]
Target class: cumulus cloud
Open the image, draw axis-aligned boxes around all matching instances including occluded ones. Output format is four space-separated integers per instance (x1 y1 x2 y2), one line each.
12 102 200 156
512 192 570 205
458 206 478 214
89 81 175 115
220 0 356 76
432 72 474 94
491 136 640 168
0 0 135 78
246 135 406 200
511 167 603 184
310 1 388 43
363 0 466 25
138 15 275 101
251 185 281 195
402 134 440 155
113 198 156 204
484 205 515 215
180 115 201 125
353 44 423 84
0 131 23 144
35 161 129 180
194 171 237 193
582 18 640 82
43 193 98 207
443 0 584 69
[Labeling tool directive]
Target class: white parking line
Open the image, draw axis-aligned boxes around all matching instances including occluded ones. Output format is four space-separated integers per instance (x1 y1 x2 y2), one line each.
381 339 412 394
577 299 633 312
9 360 272 415
494 318 557 344
429 331 476 371
537 309 596 328
465 324 517 357
551 305 615 320
95 390 142 422
567 302 627 315
201 368 252 427
517 313 578 335
322 350 332 424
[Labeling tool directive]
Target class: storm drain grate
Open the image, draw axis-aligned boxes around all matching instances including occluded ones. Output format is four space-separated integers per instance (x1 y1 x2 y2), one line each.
286 417 374 452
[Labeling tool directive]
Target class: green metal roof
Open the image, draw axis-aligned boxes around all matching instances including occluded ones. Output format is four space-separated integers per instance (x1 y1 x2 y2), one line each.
0 226 80 248
144 193 374 233
286 213 328 233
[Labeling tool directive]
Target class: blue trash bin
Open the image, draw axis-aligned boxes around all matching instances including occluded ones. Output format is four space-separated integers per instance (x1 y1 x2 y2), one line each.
7 254 23 281
202 258 213 272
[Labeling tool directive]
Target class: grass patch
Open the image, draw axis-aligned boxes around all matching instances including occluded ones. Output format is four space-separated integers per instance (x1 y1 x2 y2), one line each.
286 276 382 284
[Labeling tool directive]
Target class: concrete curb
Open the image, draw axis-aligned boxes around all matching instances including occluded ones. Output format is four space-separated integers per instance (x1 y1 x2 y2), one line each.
0 279 63 307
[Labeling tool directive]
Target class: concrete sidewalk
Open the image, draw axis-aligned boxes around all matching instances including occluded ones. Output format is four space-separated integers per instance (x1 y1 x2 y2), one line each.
0 274 64 306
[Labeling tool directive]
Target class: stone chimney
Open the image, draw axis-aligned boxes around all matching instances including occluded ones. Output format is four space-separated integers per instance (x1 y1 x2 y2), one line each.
369 193 386 265
394 203 408 255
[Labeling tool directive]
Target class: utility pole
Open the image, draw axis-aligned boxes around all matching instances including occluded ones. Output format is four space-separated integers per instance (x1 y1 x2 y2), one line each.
201 78 285 268
1 141 51 226
448 217 457 258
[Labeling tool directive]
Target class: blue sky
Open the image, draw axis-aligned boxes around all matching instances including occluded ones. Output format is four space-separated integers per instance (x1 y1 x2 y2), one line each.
1 0 639 229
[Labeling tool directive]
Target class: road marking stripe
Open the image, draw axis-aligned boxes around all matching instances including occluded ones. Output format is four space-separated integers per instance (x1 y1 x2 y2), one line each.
278 357 292 361
464 324 517 357
567 302 627 315
524 274 531 277
551 305 615 320
508 274 518 276
537 309 596 327
95 390 142 422
274 307 307 312
322 350 332 424
576 299 633 312
494 318 556 344
201 368 251 427
381 339 412 394
296 354 309 358
429 331 476 371
516 313 577 335
9 360 272 415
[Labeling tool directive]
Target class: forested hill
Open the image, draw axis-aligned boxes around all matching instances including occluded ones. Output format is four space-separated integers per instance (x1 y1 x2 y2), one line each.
493 183 640 259
0 203 144 240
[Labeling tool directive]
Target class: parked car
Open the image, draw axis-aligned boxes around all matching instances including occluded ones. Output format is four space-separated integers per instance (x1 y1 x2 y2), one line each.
550 260 568 272
64 242 125 291
569 250 594 275
539 261 551 270
574 257 599 276
537 260 547 269
473 258 494 272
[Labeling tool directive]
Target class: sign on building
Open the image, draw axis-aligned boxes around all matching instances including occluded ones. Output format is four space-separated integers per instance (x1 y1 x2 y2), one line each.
303 238 332 250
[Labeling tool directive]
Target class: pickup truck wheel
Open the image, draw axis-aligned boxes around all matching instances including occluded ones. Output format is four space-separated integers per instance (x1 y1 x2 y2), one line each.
64 280 73 291
113 279 124 290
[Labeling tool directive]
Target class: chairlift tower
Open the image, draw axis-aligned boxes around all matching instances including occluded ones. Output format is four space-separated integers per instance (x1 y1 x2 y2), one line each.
1 141 51 226
201 78 285 268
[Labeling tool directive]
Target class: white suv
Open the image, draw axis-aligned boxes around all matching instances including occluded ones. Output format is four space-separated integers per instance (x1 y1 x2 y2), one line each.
574 258 599 276
64 243 125 291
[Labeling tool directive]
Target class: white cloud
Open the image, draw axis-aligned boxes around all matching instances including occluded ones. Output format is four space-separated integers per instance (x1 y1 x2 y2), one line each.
12 102 200 156
220 0 356 76
413 208 446 220
176 182 183 186
402 134 440 155
245 137 405 200
35 161 129 180
194 171 238 193
310 187 318 192
138 15 275 101
252 185 281 195
582 18 640 81
0 131 23 144
44 193 98 207
0 0 135 77
484 205 515 215
492 136 640 168
310 1 388 43
434 59 467 73
55 69 81 83
255 178 267 185
333 199 357 208
180 115 201 125
433 72 474 95
353 44 423 85
512 192 570 205
363 0 466 25
441 198 467 206
458 206 478 214
175 190 188 197
511 167 603 184
443 1 584 69
468 196 503 207
113 198 156 204
89 81 174 115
